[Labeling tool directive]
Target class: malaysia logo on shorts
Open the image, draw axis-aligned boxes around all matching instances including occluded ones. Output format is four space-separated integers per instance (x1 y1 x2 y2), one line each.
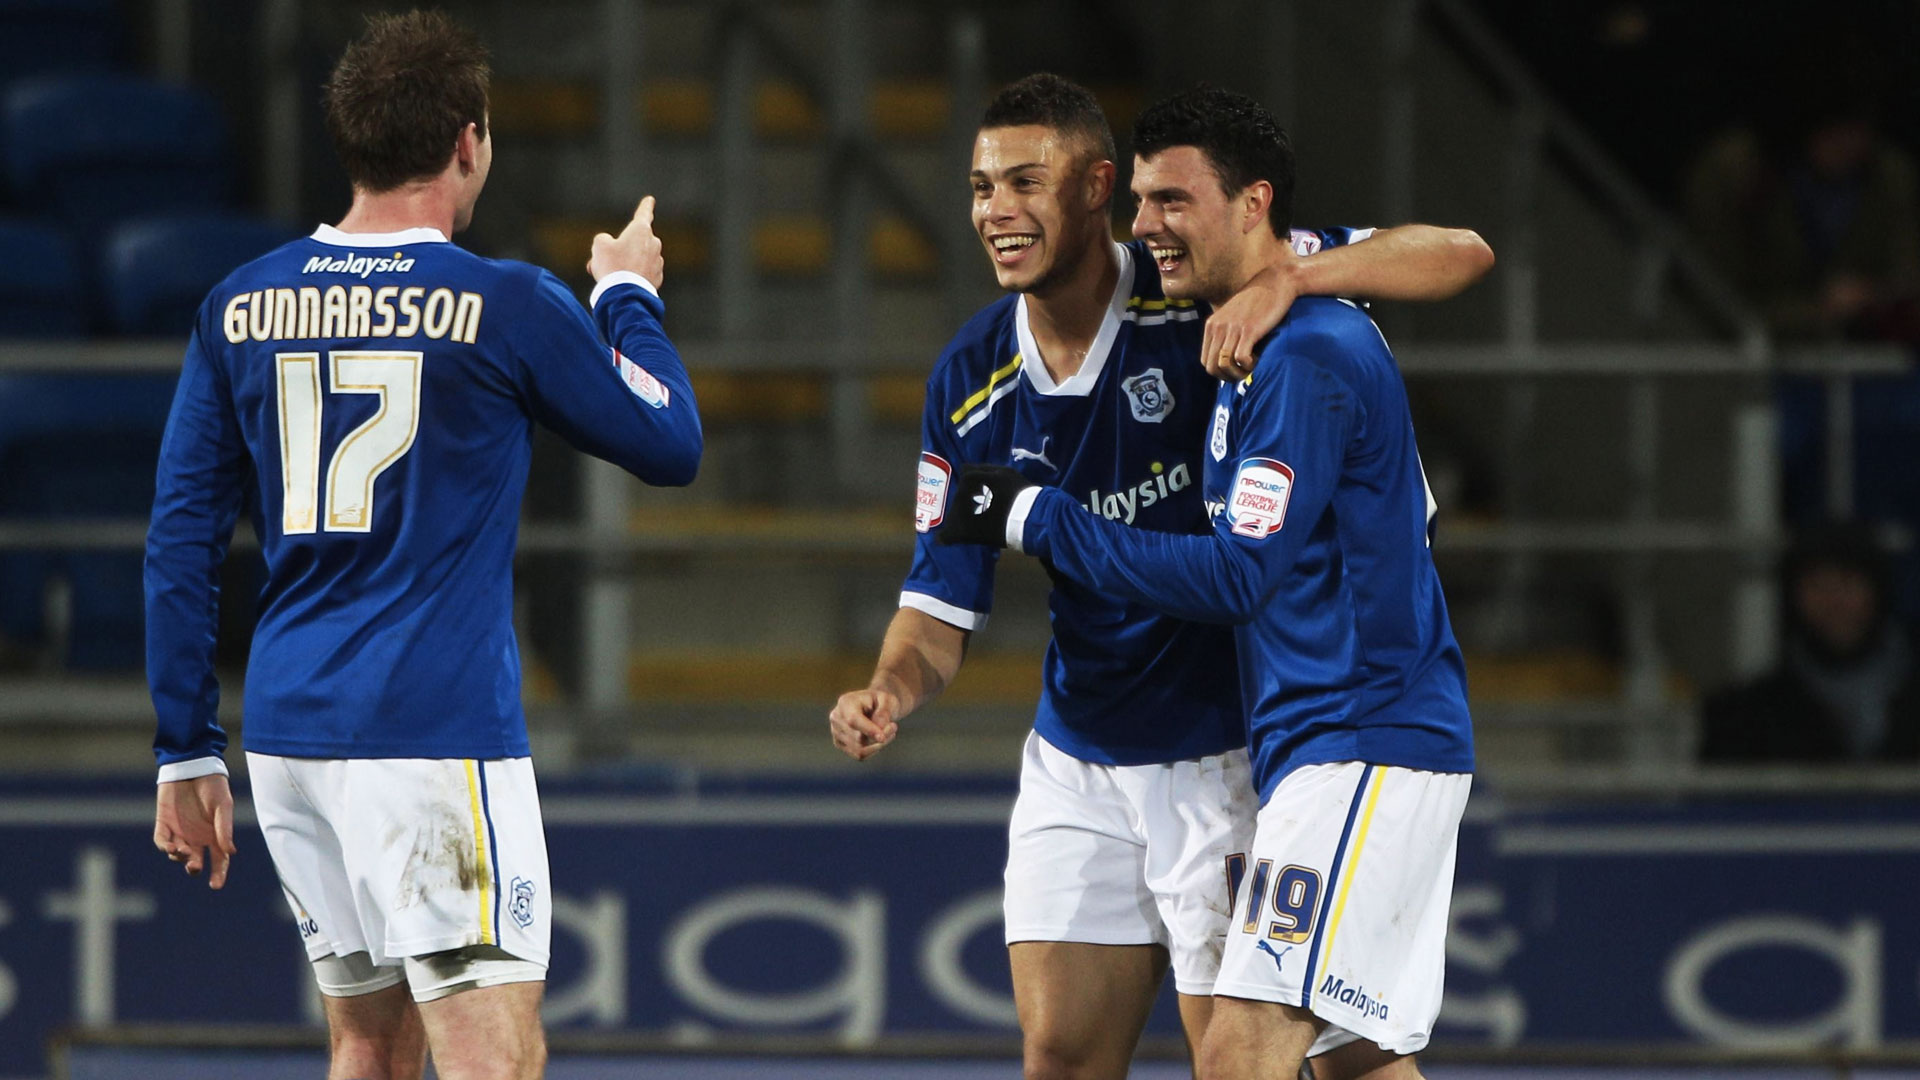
509 876 537 929
1228 458 1294 539
1122 368 1174 423
915 452 952 533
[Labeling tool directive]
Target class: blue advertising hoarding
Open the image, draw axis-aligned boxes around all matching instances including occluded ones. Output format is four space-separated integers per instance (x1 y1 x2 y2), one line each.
0 780 1916 1078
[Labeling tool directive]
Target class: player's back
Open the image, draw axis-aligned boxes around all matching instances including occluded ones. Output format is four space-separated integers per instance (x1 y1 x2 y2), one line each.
152 225 698 762
1227 297 1473 798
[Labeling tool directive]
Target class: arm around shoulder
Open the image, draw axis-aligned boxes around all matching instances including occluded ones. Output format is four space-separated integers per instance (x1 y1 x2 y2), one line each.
1292 223 1494 302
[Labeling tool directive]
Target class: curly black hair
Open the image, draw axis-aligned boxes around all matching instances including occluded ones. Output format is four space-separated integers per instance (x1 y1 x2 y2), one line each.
1133 85 1293 237
980 73 1117 167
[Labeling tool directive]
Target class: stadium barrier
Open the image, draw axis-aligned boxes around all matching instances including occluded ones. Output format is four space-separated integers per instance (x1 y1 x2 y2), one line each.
1 777 1918 1078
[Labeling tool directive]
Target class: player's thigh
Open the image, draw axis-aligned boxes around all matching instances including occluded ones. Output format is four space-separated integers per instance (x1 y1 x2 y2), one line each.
1214 763 1467 1059
248 753 370 964
320 978 426 1080
1010 941 1166 1067
1138 746 1257 1000
1305 1040 1422 1080
415 979 546 1080
1198 996 1322 1080
1177 992 1216 1057
1004 733 1164 950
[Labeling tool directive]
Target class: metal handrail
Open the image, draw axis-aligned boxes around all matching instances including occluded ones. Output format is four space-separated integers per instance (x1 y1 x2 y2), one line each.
0 340 1904 377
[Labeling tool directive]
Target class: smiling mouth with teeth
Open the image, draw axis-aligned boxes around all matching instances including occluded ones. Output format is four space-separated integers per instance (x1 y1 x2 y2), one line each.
991 235 1038 252
1150 246 1187 271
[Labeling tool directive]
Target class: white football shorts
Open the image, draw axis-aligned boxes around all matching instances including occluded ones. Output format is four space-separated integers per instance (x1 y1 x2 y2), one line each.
1214 761 1471 1057
248 754 552 999
1002 731 1257 995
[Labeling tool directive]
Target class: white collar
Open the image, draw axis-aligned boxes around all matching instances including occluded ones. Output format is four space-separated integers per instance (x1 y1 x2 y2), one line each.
1014 242 1133 397
311 223 449 247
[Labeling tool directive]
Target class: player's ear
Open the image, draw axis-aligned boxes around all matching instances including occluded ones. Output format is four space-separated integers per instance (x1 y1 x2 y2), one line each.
1084 158 1116 213
1241 180 1273 234
454 122 480 175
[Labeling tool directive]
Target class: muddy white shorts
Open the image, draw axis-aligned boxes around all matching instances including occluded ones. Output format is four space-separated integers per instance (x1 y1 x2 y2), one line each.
248 754 552 996
1214 761 1471 1057
1002 731 1257 995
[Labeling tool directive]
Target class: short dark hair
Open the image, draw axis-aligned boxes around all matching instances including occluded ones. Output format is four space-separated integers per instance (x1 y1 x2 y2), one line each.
1132 85 1293 236
324 11 491 193
980 73 1117 167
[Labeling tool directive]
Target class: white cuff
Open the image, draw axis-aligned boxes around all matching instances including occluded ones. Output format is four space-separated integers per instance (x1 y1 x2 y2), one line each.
899 591 988 631
1006 486 1043 552
158 756 229 785
590 271 660 308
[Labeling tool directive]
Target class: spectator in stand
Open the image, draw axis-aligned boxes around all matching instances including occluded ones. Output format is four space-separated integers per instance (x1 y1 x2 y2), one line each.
1686 55 1920 341
1701 526 1920 762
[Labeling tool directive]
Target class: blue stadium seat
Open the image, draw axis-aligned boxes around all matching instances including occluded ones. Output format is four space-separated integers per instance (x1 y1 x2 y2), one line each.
0 218 85 336
2 75 229 233
104 213 294 335
0 372 179 669
0 1 119 87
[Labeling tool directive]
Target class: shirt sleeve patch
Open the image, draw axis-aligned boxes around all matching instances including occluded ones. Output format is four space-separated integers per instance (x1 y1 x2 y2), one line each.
1289 229 1324 257
612 347 670 408
1228 457 1294 538
916 451 952 532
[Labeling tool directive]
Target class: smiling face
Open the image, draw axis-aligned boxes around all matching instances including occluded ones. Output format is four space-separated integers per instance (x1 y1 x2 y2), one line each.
1130 145 1255 306
970 124 1112 296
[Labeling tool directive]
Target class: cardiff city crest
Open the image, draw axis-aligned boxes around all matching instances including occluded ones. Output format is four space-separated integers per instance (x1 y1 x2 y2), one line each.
1122 368 1174 423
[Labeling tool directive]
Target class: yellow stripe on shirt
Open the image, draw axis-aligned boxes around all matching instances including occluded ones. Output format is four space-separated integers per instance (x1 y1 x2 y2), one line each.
464 760 494 946
1317 766 1389 968
949 354 1023 424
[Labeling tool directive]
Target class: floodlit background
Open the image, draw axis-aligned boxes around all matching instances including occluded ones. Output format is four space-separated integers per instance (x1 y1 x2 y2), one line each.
2 1 1918 1077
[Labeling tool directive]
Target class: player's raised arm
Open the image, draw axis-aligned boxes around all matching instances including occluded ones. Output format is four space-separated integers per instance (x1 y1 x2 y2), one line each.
1202 224 1494 379
509 196 702 486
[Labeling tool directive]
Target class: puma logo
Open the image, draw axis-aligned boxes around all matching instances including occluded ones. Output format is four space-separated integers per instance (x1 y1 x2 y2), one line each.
1256 940 1292 974
1010 436 1056 472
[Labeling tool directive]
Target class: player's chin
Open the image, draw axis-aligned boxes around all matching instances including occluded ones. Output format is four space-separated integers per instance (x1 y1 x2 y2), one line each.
1159 269 1200 302
991 258 1048 293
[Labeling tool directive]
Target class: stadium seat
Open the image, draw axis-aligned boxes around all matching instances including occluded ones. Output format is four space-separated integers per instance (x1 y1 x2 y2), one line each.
103 213 293 335
0 372 178 669
2 75 230 234
0 1 119 88
0 218 85 336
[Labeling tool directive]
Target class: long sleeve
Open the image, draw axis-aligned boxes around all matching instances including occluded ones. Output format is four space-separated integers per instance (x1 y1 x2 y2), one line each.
509 270 702 486
1019 348 1361 626
146 325 247 773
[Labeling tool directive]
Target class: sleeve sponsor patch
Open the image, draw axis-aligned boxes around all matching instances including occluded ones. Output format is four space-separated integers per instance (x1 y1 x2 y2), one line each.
612 347 670 409
916 452 952 532
1288 228 1323 257
1228 457 1294 538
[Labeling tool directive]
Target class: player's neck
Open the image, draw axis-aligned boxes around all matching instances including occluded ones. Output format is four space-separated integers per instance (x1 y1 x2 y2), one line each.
1221 230 1292 304
335 182 458 239
1024 238 1119 384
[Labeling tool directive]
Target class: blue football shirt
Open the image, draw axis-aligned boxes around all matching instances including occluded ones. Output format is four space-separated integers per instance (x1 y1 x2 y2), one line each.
905 231 1367 766
1013 294 1474 799
146 225 701 770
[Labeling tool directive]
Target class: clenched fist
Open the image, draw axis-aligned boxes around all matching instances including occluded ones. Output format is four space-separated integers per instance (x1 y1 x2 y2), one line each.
588 195 665 290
